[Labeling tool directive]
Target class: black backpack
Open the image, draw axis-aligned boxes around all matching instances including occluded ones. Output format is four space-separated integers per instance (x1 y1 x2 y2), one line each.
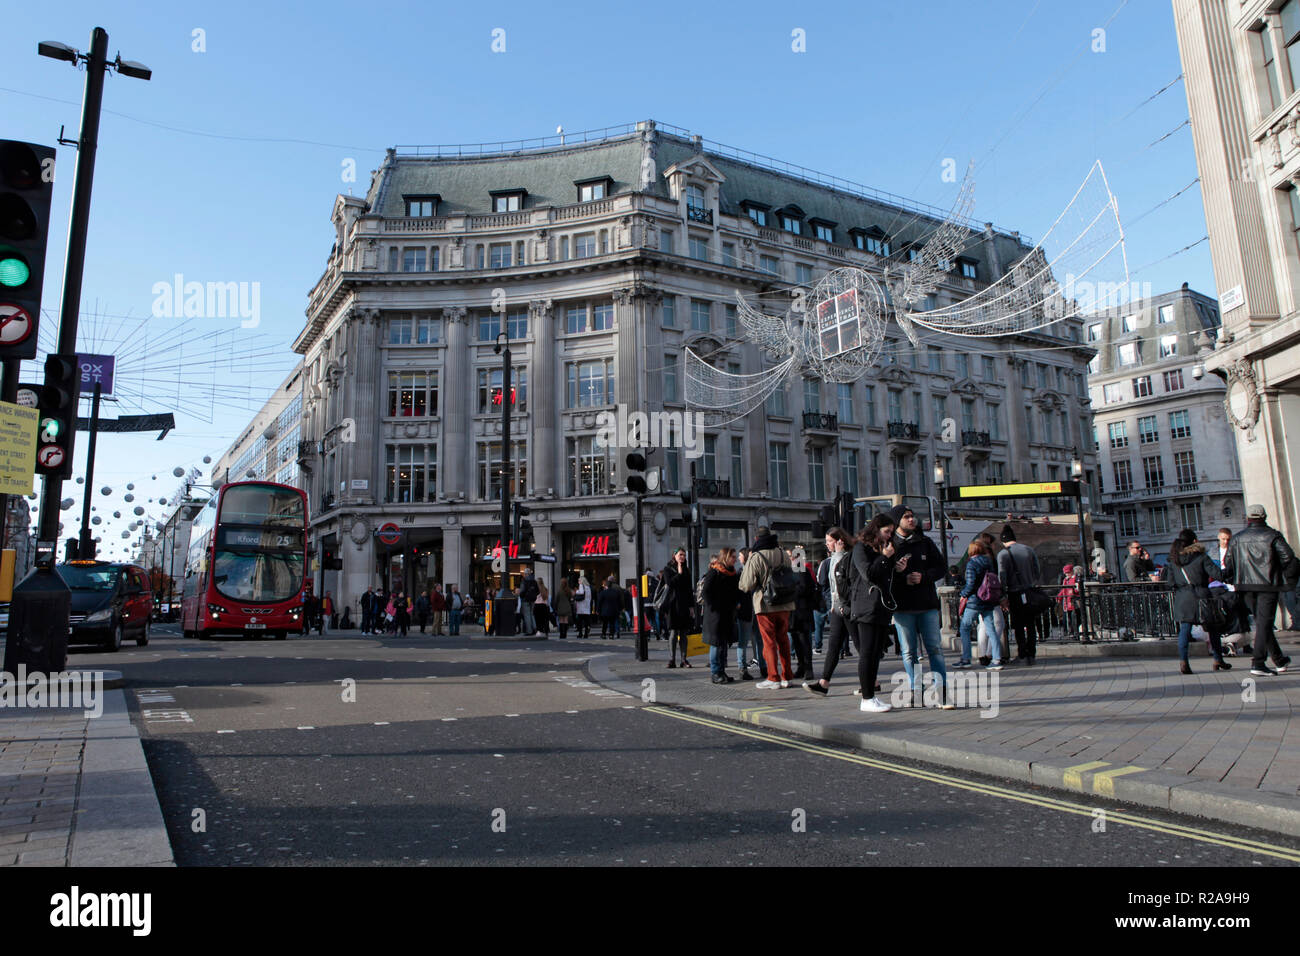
763 556 800 606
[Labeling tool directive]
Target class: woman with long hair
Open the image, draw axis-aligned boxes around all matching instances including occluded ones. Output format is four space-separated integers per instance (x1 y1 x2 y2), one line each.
957 538 1002 670
1160 528 1231 674
806 514 897 712
554 579 575 640
802 527 854 692
700 548 742 683
661 548 695 668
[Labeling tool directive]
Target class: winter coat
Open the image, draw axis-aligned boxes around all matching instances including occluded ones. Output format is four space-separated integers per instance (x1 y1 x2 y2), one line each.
430 591 447 612
790 566 818 633
520 576 540 603
889 530 946 612
737 544 797 616
849 541 896 624
414 594 430 616
700 566 741 647
554 589 575 620
1224 521 1300 592
596 585 623 619
1160 543 1223 624
959 552 998 612
1124 552 1156 583
660 562 695 632
998 542 1041 594
1057 573 1079 612
574 581 593 615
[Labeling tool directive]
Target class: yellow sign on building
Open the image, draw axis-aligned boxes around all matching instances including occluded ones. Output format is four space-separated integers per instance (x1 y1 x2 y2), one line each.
958 481 1063 499
0 400 38 496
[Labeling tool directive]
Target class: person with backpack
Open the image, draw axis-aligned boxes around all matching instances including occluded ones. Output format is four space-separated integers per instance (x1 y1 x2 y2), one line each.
888 505 954 708
738 526 798 688
997 524 1043 665
957 538 1003 670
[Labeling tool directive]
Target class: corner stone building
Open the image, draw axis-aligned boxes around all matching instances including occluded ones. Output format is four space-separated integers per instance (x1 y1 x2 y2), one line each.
293 122 1099 608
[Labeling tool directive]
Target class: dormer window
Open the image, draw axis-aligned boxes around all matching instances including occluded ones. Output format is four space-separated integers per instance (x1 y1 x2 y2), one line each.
781 215 801 235
810 218 836 243
404 195 440 217
685 184 712 223
957 257 978 279
907 247 922 263
742 201 770 227
575 177 612 203
490 189 527 212
851 227 890 256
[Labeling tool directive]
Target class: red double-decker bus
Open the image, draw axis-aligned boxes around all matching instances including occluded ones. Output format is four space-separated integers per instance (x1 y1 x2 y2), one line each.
181 481 308 640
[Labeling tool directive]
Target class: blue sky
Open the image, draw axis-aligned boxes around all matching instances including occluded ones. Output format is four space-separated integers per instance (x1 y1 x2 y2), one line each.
2 0 1206 560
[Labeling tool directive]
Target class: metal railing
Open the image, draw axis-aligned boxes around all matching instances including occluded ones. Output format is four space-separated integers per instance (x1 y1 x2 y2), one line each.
940 581 1177 645
802 412 839 431
887 420 920 440
961 430 991 447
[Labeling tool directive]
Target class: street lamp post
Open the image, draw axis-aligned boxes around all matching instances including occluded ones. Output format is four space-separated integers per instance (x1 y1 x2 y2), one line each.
493 328 515 636
933 460 949 582
1071 447 1091 642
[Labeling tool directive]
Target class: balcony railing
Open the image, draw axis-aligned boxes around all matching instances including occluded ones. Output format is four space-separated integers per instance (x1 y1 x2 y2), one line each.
802 412 839 432
961 430 991 447
297 440 317 460
693 477 731 499
318 493 335 514
887 420 920 440
686 205 713 224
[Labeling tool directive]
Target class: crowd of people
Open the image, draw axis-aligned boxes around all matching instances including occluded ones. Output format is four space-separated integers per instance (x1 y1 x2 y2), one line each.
297 503 1296 691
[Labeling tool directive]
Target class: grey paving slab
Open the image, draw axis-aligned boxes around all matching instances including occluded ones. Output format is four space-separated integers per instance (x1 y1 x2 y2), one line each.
592 641 1300 837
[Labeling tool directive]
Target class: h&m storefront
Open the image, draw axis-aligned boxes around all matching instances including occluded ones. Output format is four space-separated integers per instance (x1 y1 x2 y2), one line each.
560 527 621 589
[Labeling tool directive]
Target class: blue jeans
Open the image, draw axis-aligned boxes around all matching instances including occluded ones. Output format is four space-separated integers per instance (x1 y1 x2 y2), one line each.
892 609 947 696
813 609 827 651
520 602 536 635
449 609 462 635
736 619 757 670
1177 620 1224 662
959 605 1000 664
709 643 728 677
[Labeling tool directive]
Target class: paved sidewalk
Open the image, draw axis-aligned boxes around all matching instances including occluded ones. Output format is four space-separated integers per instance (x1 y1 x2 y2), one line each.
588 633 1300 837
0 671 173 867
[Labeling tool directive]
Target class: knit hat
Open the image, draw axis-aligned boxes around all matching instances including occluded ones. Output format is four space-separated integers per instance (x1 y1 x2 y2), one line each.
1063 564 1074 574
1001 524 1017 543
752 526 778 551
888 504 912 527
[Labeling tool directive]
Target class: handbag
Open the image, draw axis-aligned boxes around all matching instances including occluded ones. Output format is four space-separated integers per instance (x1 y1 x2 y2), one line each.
1175 562 1228 629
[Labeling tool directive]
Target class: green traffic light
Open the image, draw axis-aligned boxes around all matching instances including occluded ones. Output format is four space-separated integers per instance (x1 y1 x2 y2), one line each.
0 254 29 287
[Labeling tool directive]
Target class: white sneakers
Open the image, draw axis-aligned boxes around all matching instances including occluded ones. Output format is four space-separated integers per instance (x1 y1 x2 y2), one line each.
860 697 892 713
755 679 781 689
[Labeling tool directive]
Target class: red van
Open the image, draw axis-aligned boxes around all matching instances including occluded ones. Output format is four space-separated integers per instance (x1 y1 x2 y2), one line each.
56 561 153 651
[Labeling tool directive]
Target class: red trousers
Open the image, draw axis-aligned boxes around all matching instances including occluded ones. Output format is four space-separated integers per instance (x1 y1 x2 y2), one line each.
756 611 794 682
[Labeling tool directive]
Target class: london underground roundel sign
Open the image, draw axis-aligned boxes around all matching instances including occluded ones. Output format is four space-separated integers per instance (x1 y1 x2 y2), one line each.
377 522 402 546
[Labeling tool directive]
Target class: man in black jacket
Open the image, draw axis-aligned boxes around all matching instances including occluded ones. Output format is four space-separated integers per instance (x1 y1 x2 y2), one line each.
1224 504 1297 676
888 504 953 708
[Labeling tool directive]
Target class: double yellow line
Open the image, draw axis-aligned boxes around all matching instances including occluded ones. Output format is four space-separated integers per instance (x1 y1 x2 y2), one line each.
646 706 1300 863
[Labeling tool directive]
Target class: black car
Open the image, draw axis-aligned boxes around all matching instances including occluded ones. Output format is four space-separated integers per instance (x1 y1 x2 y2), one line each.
56 561 152 651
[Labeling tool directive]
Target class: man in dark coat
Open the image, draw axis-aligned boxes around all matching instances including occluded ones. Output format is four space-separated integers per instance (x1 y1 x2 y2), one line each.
700 551 742 683
888 505 951 707
596 577 624 639
1223 504 1298 676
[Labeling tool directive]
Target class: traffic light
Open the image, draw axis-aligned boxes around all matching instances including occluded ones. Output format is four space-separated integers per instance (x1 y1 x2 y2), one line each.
680 487 693 528
35 354 78 478
511 501 530 544
839 491 856 534
0 140 55 361
621 455 655 496
322 545 342 571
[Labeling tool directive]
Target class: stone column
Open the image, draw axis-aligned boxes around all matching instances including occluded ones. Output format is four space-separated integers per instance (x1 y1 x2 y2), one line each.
529 298 556 496
442 307 469 499
614 287 643 415
442 521 466 592
1006 356 1031 481
351 308 382 505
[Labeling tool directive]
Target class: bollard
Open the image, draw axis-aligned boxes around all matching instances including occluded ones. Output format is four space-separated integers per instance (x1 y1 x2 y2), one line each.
4 566 70 676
